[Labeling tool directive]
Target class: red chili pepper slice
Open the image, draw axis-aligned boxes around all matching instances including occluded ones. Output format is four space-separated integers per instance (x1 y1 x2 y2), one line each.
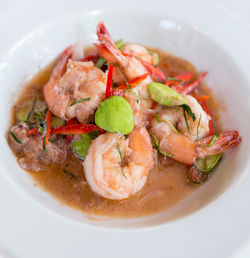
26 128 39 137
171 71 208 94
165 72 194 86
105 64 114 98
117 73 148 90
50 124 102 135
42 110 52 148
66 118 78 125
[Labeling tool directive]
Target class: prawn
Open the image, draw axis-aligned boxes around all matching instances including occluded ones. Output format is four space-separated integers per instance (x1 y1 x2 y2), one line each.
83 127 154 200
150 95 241 164
43 46 107 123
96 22 153 126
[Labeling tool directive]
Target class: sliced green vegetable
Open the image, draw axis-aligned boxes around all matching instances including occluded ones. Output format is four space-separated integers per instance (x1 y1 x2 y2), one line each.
195 153 222 173
88 130 99 139
72 133 92 159
147 82 187 106
16 108 29 122
51 116 65 127
95 96 134 135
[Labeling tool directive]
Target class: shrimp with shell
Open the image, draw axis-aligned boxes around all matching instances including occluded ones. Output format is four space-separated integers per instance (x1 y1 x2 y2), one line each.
96 22 154 127
83 127 154 200
43 46 107 123
150 95 241 165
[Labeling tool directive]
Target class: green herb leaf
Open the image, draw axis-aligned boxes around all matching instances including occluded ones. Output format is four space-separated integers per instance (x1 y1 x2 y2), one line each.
198 133 219 147
116 142 127 179
180 104 196 134
70 97 91 107
37 125 43 133
116 143 123 161
196 114 202 140
153 113 161 122
162 118 179 134
113 63 142 101
180 104 196 121
167 77 182 82
63 169 77 180
10 131 22 144
150 133 174 157
96 57 106 68
25 94 37 123
115 38 124 49
42 120 47 152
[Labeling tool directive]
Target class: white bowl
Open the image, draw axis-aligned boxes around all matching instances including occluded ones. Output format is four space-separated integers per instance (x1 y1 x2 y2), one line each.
0 0 249 257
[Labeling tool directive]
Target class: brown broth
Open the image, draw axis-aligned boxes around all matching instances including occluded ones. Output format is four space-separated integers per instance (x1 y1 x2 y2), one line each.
8 47 220 218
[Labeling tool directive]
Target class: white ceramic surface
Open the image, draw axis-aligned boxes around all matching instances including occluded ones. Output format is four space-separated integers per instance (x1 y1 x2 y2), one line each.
0 0 249 257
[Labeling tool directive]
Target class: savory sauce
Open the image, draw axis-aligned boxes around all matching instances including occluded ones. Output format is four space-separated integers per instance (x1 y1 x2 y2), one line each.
9 47 220 218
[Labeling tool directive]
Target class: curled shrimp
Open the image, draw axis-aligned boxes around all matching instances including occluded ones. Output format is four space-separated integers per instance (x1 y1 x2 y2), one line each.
83 127 154 200
44 46 107 123
96 22 153 126
150 95 241 164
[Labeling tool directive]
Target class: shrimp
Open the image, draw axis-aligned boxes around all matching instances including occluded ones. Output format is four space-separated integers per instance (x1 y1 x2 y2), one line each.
96 22 153 126
122 44 158 66
150 95 241 164
83 127 154 200
43 46 107 123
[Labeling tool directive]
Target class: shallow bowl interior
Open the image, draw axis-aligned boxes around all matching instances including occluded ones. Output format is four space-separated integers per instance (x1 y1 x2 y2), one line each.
0 10 248 228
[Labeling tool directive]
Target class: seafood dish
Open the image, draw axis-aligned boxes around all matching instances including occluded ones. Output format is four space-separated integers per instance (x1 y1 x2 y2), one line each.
8 22 241 218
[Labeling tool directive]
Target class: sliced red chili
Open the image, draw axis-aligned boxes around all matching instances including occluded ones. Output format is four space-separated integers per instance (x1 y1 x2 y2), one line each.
117 73 148 90
50 124 102 135
42 110 52 149
105 64 114 98
171 71 208 94
26 128 39 137
165 72 194 86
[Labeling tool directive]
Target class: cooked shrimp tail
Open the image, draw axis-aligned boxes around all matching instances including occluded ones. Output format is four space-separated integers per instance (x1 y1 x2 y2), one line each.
197 130 241 158
96 22 126 64
51 45 73 79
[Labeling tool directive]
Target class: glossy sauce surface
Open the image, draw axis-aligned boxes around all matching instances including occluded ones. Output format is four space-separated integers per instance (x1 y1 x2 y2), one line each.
9 47 220 218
